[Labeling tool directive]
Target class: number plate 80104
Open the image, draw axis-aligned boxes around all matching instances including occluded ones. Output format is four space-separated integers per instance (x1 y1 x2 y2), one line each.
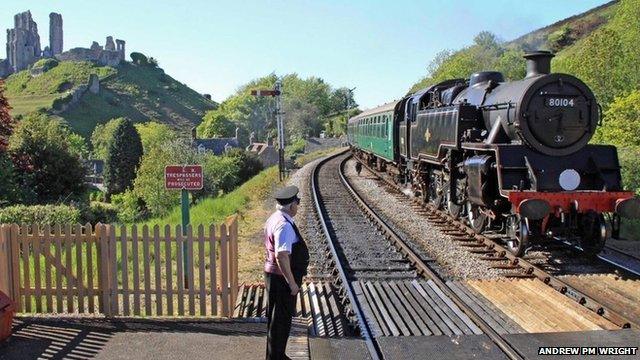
546 97 576 107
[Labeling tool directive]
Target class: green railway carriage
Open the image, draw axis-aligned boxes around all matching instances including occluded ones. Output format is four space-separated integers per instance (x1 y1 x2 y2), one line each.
347 101 398 162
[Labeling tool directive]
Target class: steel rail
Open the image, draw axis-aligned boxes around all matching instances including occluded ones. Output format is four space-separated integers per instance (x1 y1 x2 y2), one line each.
310 150 382 360
338 155 525 360
355 153 636 329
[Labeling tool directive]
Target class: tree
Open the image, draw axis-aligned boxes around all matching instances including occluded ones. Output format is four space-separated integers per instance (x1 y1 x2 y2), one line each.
284 97 320 140
593 90 640 147
9 112 85 204
134 121 178 154
130 52 149 66
104 118 143 198
199 111 235 138
0 79 13 153
91 118 125 160
134 139 197 216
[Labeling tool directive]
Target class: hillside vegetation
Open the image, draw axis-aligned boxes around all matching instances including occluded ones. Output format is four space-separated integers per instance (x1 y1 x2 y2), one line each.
4 59 216 138
408 0 640 237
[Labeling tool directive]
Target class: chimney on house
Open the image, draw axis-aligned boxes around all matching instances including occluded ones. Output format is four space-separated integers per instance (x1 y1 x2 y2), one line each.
235 127 240 139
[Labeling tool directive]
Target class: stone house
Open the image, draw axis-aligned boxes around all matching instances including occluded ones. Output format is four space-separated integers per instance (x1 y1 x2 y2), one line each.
247 138 278 168
191 127 242 155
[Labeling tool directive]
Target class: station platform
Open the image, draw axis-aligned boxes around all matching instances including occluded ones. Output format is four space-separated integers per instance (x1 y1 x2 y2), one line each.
0 316 308 360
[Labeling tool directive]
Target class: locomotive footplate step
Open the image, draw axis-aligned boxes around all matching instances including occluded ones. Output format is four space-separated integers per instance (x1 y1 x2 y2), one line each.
308 337 371 360
376 335 508 360
504 330 640 359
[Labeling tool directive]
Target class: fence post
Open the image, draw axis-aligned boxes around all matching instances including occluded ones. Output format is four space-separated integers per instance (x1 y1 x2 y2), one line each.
0 225 12 299
225 215 239 309
97 224 112 316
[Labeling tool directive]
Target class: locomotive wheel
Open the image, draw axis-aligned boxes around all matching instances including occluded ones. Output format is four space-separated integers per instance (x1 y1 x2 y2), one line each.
466 202 488 233
579 211 608 256
445 185 461 218
428 179 443 209
506 216 530 257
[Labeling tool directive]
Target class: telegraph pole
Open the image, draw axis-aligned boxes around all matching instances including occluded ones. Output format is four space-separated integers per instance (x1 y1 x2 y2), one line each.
275 79 285 181
251 79 286 181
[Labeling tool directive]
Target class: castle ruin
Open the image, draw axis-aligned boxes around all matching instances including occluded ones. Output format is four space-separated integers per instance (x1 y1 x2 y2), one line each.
0 11 126 78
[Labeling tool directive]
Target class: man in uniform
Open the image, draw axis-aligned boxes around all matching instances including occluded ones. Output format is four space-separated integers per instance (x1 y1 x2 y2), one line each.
264 185 309 360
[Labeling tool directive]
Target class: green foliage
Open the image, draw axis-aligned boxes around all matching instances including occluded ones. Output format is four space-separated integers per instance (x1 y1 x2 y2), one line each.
200 111 235 138
285 138 306 157
134 121 178 154
32 58 60 71
547 26 574 52
82 201 118 224
410 31 512 92
67 132 90 159
133 139 190 217
0 152 19 206
593 90 640 146
51 93 73 110
61 62 216 138
8 112 86 204
197 73 354 144
142 166 280 229
110 190 142 223
4 61 115 97
553 0 640 107
0 204 81 225
104 118 143 197
130 52 149 66
91 117 124 160
224 148 263 184
618 146 640 194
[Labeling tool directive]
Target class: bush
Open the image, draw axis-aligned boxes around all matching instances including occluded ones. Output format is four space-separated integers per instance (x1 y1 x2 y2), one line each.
0 204 81 225
224 148 263 184
32 58 59 72
130 52 149 66
82 202 118 224
111 190 142 223
51 93 73 110
547 26 574 52
9 112 86 204
594 90 640 147
618 146 640 195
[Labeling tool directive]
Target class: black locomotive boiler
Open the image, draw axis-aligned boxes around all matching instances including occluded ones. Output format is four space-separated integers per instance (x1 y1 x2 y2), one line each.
348 51 640 256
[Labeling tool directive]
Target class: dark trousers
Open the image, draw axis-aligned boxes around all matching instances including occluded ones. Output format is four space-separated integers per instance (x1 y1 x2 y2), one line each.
265 272 295 360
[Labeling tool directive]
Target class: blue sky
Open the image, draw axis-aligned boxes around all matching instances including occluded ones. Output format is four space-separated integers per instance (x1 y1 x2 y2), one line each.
1 0 609 109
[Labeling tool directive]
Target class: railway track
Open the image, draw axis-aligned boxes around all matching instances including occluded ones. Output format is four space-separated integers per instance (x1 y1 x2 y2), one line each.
353 153 639 330
310 150 525 360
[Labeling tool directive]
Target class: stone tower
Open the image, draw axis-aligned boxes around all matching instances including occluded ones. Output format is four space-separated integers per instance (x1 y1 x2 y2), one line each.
6 11 41 73
115 39 125 61
105 36 115 51
49 12 63 56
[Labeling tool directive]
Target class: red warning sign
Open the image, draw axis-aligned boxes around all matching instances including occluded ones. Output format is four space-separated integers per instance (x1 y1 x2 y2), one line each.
165 165 203 190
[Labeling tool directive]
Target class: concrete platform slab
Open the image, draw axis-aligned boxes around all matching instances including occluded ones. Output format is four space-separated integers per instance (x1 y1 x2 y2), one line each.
376 335 508 360
505 330 640 360
308 337 371 360
0 316 308 360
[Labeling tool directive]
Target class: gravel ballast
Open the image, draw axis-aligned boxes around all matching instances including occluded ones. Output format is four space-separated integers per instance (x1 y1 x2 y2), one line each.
343 158 506 280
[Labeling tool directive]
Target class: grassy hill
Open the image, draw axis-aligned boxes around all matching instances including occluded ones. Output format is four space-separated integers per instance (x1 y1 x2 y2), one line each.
4 60 216 138
507 1 617 51
409 1 618 93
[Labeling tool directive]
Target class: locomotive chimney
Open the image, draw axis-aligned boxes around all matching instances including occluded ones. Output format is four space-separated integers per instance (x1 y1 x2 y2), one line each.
524 51 555 78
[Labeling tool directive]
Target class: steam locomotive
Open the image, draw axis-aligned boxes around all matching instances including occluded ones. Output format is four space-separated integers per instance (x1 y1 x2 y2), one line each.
348 51 640 256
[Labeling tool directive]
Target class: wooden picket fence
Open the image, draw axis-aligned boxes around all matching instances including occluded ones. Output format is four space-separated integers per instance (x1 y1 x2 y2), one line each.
0 216 239 317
